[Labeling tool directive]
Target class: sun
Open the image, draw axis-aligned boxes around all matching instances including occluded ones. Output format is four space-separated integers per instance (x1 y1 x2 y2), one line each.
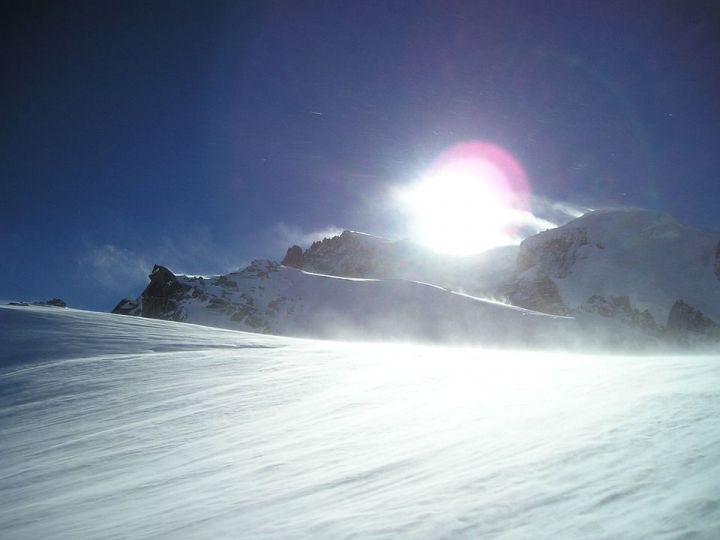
396 141 530 256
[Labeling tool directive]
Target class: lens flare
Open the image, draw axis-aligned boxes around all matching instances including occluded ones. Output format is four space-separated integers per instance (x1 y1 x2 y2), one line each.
397 141 531 255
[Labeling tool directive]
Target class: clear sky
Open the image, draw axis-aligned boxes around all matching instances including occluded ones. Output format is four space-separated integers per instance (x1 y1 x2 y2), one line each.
2 0 720 311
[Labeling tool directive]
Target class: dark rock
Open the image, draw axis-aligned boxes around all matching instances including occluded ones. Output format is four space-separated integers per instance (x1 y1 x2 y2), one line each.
579 295 658 333
29 298 67 308
140 265 191 320
112 298 141 316
508 275 567 315
666 300 716 336
517 228 589 277
281 245 304 268
295 231 384 277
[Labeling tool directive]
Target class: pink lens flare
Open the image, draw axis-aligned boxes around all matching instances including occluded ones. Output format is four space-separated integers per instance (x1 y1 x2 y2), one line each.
427 141 530 213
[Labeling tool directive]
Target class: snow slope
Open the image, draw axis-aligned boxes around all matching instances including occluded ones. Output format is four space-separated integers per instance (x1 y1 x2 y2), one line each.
114 260 573 348
1 305 720 539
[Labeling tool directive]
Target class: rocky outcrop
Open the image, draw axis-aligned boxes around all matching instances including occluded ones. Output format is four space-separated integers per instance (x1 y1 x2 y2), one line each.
112 265 190 321
666 300 718 339
504 210 720 340
140 265 191 320
7 298 67 308
281 245 304 268
42 298 67 308
578 295 659 334
507 275 567 315
277 230 519 300
112 298 141 316
517 227 590 277
506 227 596 315
112 260 286 333
294 230 390 277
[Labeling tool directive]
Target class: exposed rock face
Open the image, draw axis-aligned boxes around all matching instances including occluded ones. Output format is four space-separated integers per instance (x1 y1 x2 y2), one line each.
579 295 659 334
507 227 596 315
505 227 596 314
507 275 567 315
8 298 67 308
112 298 140 316
278 230 519 299
517 227 589 277
113 260 286 333
141 265 191 320
295 231 391 277
281 245 304 268
666 300 717 337
112 265 190 321
507 209 720 333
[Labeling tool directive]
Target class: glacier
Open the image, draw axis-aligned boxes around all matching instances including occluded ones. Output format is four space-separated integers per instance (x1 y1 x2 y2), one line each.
1 305 720 539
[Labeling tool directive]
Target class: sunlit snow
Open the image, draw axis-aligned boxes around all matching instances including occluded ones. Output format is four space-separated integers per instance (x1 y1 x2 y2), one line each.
1 306 719 539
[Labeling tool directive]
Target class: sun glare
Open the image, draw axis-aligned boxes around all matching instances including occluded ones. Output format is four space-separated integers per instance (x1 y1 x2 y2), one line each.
397 141 530 256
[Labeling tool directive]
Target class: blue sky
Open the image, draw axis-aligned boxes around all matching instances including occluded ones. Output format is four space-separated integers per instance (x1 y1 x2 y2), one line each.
2 1 720 310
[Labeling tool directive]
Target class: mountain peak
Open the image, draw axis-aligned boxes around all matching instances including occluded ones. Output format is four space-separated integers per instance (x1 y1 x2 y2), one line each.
280 229 394 277
512 206 720 325
112 206 720 348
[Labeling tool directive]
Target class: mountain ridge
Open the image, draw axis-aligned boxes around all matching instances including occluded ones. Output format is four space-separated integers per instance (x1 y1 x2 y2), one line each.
113 208 720 348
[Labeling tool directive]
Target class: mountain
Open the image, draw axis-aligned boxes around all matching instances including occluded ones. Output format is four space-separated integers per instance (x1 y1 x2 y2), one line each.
506 208 720 342
113 259 572 348
113 208 720 348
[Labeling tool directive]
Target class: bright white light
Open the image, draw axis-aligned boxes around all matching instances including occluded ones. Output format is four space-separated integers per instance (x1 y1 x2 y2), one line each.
397 159 525 256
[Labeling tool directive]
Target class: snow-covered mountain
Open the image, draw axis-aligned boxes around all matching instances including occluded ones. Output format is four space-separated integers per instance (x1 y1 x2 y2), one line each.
506 208 720 342
2 305 720 538
113 259 572 348
113 208 720 348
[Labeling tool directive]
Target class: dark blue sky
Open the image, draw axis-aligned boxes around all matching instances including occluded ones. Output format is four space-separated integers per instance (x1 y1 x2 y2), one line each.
2 0 720 310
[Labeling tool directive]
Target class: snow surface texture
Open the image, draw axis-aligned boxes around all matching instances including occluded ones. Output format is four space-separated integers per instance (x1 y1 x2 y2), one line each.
2 305 720 539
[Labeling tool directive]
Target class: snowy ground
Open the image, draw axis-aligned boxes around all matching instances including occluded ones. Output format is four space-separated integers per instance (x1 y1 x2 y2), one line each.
1 306 719 539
